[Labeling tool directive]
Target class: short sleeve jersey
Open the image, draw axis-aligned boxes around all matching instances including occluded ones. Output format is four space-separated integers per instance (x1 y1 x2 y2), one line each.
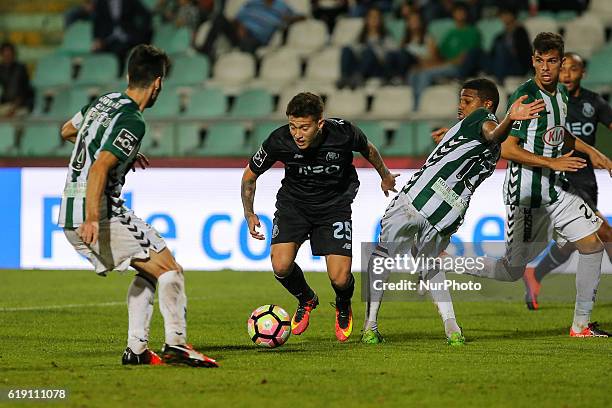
58 92 145 228
248 118 369 211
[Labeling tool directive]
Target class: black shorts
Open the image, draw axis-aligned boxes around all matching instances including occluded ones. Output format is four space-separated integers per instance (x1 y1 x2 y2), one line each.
570 183 598 212
271 201 353 257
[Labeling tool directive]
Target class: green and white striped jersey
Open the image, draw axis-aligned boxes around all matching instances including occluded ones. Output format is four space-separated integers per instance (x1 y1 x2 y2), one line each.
58 92 145 228
403 108 500 236
503 79 569 208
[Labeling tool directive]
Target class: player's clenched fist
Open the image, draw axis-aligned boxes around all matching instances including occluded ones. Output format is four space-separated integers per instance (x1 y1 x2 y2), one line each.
77 220 99 245
246 212 265 240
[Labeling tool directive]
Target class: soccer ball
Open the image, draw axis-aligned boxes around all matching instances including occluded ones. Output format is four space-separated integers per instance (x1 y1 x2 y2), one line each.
247 305 291 348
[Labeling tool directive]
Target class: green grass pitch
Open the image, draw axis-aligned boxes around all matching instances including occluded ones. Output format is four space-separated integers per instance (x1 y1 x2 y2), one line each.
1 270 611 407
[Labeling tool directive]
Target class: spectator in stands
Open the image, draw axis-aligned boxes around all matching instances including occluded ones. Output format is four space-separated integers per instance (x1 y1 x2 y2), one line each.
385 10 434 84
312 0 349 34
337 7 395 89
199 0 304 60
64 0 94 27
92 0 153 73
156 0 204 30
0 42 34 117
409 2 481 109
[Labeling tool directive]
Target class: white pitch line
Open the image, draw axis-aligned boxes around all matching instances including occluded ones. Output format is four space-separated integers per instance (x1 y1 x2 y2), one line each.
1 297 207 312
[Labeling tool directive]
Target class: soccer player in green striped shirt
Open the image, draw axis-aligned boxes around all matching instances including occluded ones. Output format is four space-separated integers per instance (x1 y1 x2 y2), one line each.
467 33 612 337
362 78 545 345
59 45 218 366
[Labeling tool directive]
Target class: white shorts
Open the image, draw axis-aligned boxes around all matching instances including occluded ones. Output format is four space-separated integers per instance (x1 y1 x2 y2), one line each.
64 210 167 276
378 192 450 259
505 190 602 267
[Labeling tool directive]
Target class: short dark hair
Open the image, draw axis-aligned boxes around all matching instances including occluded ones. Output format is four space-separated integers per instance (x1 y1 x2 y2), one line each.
462 78 500 113
127 44 170 89
564 51 586 68
533 32 564 57
0 42 15 54
286 92 324 119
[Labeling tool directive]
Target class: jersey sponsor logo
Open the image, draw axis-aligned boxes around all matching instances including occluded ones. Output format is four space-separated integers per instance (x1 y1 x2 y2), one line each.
293 153 304 159
272 224 279 238
431 178 468 211
567 121 595 137
486 113 498 122
542 126 565 146
113 129 139 156
582 102 595 118
326 151 340 161
298 164 341 176
252 146 268 167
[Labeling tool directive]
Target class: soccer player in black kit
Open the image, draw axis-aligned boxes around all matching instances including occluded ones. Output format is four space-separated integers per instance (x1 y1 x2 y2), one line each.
241 92 398 341
523 52 612 310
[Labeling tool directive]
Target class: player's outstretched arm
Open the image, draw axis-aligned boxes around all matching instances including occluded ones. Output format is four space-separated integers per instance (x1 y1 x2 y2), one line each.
77 151 118 245
61 119 78 144
482 95 545 143
360 141 399 197
502 136 587 172
431 127 449 144
241 166 265 240
566 131 612 176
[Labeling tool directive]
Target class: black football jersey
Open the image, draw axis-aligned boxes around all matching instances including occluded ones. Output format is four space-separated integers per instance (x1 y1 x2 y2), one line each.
248 118 369 210
564 87 612 186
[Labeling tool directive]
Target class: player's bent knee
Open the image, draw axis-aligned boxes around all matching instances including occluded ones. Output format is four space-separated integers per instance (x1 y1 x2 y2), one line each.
575 233 604 254
271 260 293 277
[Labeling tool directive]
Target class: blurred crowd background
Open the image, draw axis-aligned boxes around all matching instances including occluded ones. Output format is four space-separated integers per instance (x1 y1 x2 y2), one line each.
0 0 610 159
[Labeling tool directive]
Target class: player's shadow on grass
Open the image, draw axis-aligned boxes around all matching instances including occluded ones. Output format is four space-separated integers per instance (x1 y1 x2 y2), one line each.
193 344 307 353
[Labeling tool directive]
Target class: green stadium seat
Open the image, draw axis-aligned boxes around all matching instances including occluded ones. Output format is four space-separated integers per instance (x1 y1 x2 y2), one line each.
355 122 386 150
59 21 92 55
176 123 203 155
252 121 284 147
184 88 227 118
231 89 274 118
477 18 504 52
47 88 91 119
199 123 249 156
581 53 611 89
427 18 454 43
0 124 17 156
385 18 405 43
56 139 75 157
555 10 577 22
76 53 119 86
154 26 191 54
142 123 176 157
32 54 72 89
387 122 433 156
166 54 210 87
20 124 63 156
144 88 181 119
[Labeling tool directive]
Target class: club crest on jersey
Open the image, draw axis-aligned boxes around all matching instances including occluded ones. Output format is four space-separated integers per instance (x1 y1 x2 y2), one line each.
326 152 340 161
113 129 139 156
542 126 564 146
252 146 268 167
582 102 595 118
272 224 279 238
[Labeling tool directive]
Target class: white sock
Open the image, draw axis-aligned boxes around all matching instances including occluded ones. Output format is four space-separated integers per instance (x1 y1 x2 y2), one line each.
158 270 187 346
425 269 460 337
127 274 156 354
363 250 390 331
572 250 603 333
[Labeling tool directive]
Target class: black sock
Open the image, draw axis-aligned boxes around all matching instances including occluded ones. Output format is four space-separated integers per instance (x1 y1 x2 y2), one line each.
275 263 314 304
534 245 572 282
332 274 355 307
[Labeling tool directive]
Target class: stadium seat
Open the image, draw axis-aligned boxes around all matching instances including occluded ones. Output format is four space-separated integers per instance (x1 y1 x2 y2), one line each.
224 0 248 19
325 89 367 117
427 18 454 43
251 48 301 92
47 88 91 119
581 52 610 90
142 123 176 157
274 86 310 117
20 124 63 156
58 21 92 55
496 90 508 116
0 124 17 156
370 86 413 119
588 0 612 26
184 88 227 119
286 0 311 16
523 16 558 41
389 121 433 156
302 47 341 91
145 87 181 119
416 84 460 119
199 123 249 156
208 51 256 89
231 89 274 118
176 123 203 155
252 121 284 146
154 26 191 55
76 53 119 86
354 122 386 149
32 54 72 89
385 17 405 43
286 19 328 57
331 18 363 46
477 18 504 52
563 16 605 58
166 54 210 87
